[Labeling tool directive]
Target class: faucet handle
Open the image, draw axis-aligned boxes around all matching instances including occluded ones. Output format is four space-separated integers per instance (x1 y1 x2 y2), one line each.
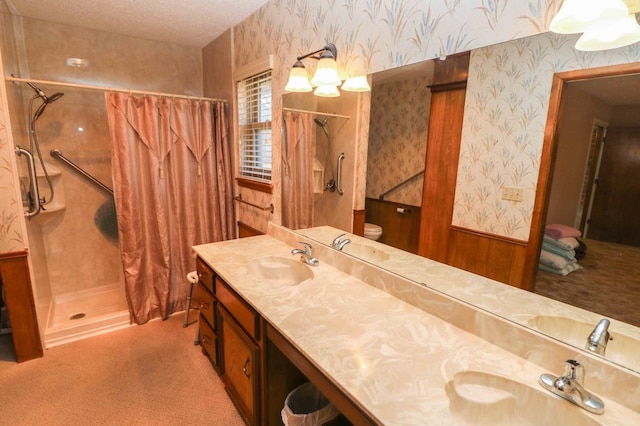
296 241 313 254
562 359 584 385
332 233 346 246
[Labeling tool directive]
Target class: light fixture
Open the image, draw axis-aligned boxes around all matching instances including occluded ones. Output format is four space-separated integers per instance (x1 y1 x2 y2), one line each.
284 61 313 92
285 43 369 97
313 85 340 97
549 0 640 51
550 0 629 34
341 75 371 92
575 13 640 51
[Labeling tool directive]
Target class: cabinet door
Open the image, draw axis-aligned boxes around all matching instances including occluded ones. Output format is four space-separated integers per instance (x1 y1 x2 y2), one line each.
220 306 259 425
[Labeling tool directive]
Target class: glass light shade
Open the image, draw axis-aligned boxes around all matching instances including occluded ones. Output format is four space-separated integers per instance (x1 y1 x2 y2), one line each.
310 55 342 87
550 0 629 34
575 14 640 51
284 63 312 92
314 85 340 97
341 75 371 92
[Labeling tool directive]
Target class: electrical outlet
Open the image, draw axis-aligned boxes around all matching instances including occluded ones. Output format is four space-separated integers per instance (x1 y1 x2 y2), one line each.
502 186 524 202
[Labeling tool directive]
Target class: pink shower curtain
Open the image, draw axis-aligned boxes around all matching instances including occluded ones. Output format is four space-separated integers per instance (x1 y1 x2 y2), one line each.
106 93 234 325
282 111 313 229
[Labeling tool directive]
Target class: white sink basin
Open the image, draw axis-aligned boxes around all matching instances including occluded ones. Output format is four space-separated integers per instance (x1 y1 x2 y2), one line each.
342 242 390 263
527 315 640 370
445 371 601 425
246 256 314 286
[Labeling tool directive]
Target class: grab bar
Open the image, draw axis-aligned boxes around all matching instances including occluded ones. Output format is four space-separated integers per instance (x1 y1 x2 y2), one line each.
233 194 274 214
336 153 345 196
50 149 113 196
379 169 424 200
15 146 42 217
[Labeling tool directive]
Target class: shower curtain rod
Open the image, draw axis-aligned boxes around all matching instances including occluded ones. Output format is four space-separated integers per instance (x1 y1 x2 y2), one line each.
5 76 227 103
282 107 350 119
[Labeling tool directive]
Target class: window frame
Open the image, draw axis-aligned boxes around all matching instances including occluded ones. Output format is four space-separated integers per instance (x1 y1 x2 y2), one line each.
234 56 274 193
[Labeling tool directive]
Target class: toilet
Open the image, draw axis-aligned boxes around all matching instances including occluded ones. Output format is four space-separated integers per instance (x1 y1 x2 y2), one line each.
363 223 383 241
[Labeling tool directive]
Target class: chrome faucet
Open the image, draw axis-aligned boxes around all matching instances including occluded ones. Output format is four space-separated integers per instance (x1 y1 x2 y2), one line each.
291 242 319 266
539 359 604 414
586 318 611 355
331 233 351 251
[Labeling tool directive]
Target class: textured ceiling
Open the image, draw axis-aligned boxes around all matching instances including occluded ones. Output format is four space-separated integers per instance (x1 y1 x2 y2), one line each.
5 0 270 47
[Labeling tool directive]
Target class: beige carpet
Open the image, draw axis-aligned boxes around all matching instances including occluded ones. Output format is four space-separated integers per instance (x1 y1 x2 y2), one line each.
535 238 640 328
0 312 245 425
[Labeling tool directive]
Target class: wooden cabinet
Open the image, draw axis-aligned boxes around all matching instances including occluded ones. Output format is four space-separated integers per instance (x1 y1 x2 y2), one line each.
219 305 259 425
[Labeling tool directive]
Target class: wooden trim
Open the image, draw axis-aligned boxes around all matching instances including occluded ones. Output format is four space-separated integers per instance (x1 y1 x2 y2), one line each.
428 81 467 93
266 324 377 425
449 225 528 247
236 178 273 194
524 63 640 292
237 221 264 238
0 251 43 362
352 209 365 237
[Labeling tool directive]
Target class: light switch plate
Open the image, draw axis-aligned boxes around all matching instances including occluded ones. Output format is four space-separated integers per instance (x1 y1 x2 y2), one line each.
502 186 524 202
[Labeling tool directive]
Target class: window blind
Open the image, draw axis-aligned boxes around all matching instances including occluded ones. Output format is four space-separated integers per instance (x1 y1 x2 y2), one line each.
237 70 272 181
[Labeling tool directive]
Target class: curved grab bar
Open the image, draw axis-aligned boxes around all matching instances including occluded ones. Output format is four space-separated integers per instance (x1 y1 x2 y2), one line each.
336 152 345 196
15 145 41 217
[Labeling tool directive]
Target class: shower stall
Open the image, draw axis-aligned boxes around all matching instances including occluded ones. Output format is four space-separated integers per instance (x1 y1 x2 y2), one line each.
0 8 205 348
10 81 129 348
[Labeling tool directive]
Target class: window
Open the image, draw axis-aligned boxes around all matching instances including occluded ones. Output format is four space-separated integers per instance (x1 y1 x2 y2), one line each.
237 69 272 182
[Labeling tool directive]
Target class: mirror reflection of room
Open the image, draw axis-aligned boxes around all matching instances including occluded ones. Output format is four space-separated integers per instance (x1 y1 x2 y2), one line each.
536 74 640 328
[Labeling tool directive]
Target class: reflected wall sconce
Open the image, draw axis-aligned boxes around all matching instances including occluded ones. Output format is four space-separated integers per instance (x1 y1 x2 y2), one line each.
550 0 640 51
284 43 370 97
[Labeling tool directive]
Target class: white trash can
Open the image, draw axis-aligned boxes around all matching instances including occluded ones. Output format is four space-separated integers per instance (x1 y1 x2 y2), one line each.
281 382 340 426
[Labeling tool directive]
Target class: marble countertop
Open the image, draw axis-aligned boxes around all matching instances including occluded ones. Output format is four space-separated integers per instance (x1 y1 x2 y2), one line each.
193 232 640 425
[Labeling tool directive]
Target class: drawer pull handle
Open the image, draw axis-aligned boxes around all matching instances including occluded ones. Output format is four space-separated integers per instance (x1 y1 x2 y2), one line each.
242 357 251 379
200 302 209 310
202 334 211 344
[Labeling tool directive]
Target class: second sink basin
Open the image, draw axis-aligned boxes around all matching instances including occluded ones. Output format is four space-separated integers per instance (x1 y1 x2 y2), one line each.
247 256 314 286
342 242 390 263
445 370 601 425
527 315 640 371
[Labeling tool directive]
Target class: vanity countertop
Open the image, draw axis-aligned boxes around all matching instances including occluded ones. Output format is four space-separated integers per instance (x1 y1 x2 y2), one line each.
193 233 639 425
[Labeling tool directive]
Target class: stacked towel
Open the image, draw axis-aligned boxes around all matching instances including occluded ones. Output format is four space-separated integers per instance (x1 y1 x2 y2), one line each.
539 225 583 276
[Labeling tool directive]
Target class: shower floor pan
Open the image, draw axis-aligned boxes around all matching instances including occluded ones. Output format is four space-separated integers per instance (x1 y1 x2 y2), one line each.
44 283 130 348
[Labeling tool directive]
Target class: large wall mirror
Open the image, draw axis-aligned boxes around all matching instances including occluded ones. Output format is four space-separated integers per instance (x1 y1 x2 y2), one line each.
286 31 640 374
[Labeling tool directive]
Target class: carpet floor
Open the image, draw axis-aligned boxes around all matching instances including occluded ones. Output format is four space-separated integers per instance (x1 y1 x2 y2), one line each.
534 238 640 328
0 312 245 425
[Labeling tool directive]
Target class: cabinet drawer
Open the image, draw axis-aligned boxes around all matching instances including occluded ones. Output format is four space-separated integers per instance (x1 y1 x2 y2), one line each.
216 277 259 341
199 314 218 367
193 282 215 330
196 257 215 294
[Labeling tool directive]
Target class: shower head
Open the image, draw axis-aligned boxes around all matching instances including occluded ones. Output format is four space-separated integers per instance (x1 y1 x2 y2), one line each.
32 93 64 121
26 81 64 104
314 117 329 128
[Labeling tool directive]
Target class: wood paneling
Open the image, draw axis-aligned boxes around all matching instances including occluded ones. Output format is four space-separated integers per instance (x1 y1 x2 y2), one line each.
448 227 528 287
0 251 43 362
352 209 365 237
365 198 421 254
237 221 264 238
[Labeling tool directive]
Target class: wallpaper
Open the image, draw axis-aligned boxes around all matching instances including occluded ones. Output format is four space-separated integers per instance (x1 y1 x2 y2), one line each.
231 0 561 232
0 53 24 253
366 76 430 206
455 32 640 241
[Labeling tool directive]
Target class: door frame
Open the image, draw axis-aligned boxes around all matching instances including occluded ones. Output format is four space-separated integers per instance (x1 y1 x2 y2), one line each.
526 62 640 290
